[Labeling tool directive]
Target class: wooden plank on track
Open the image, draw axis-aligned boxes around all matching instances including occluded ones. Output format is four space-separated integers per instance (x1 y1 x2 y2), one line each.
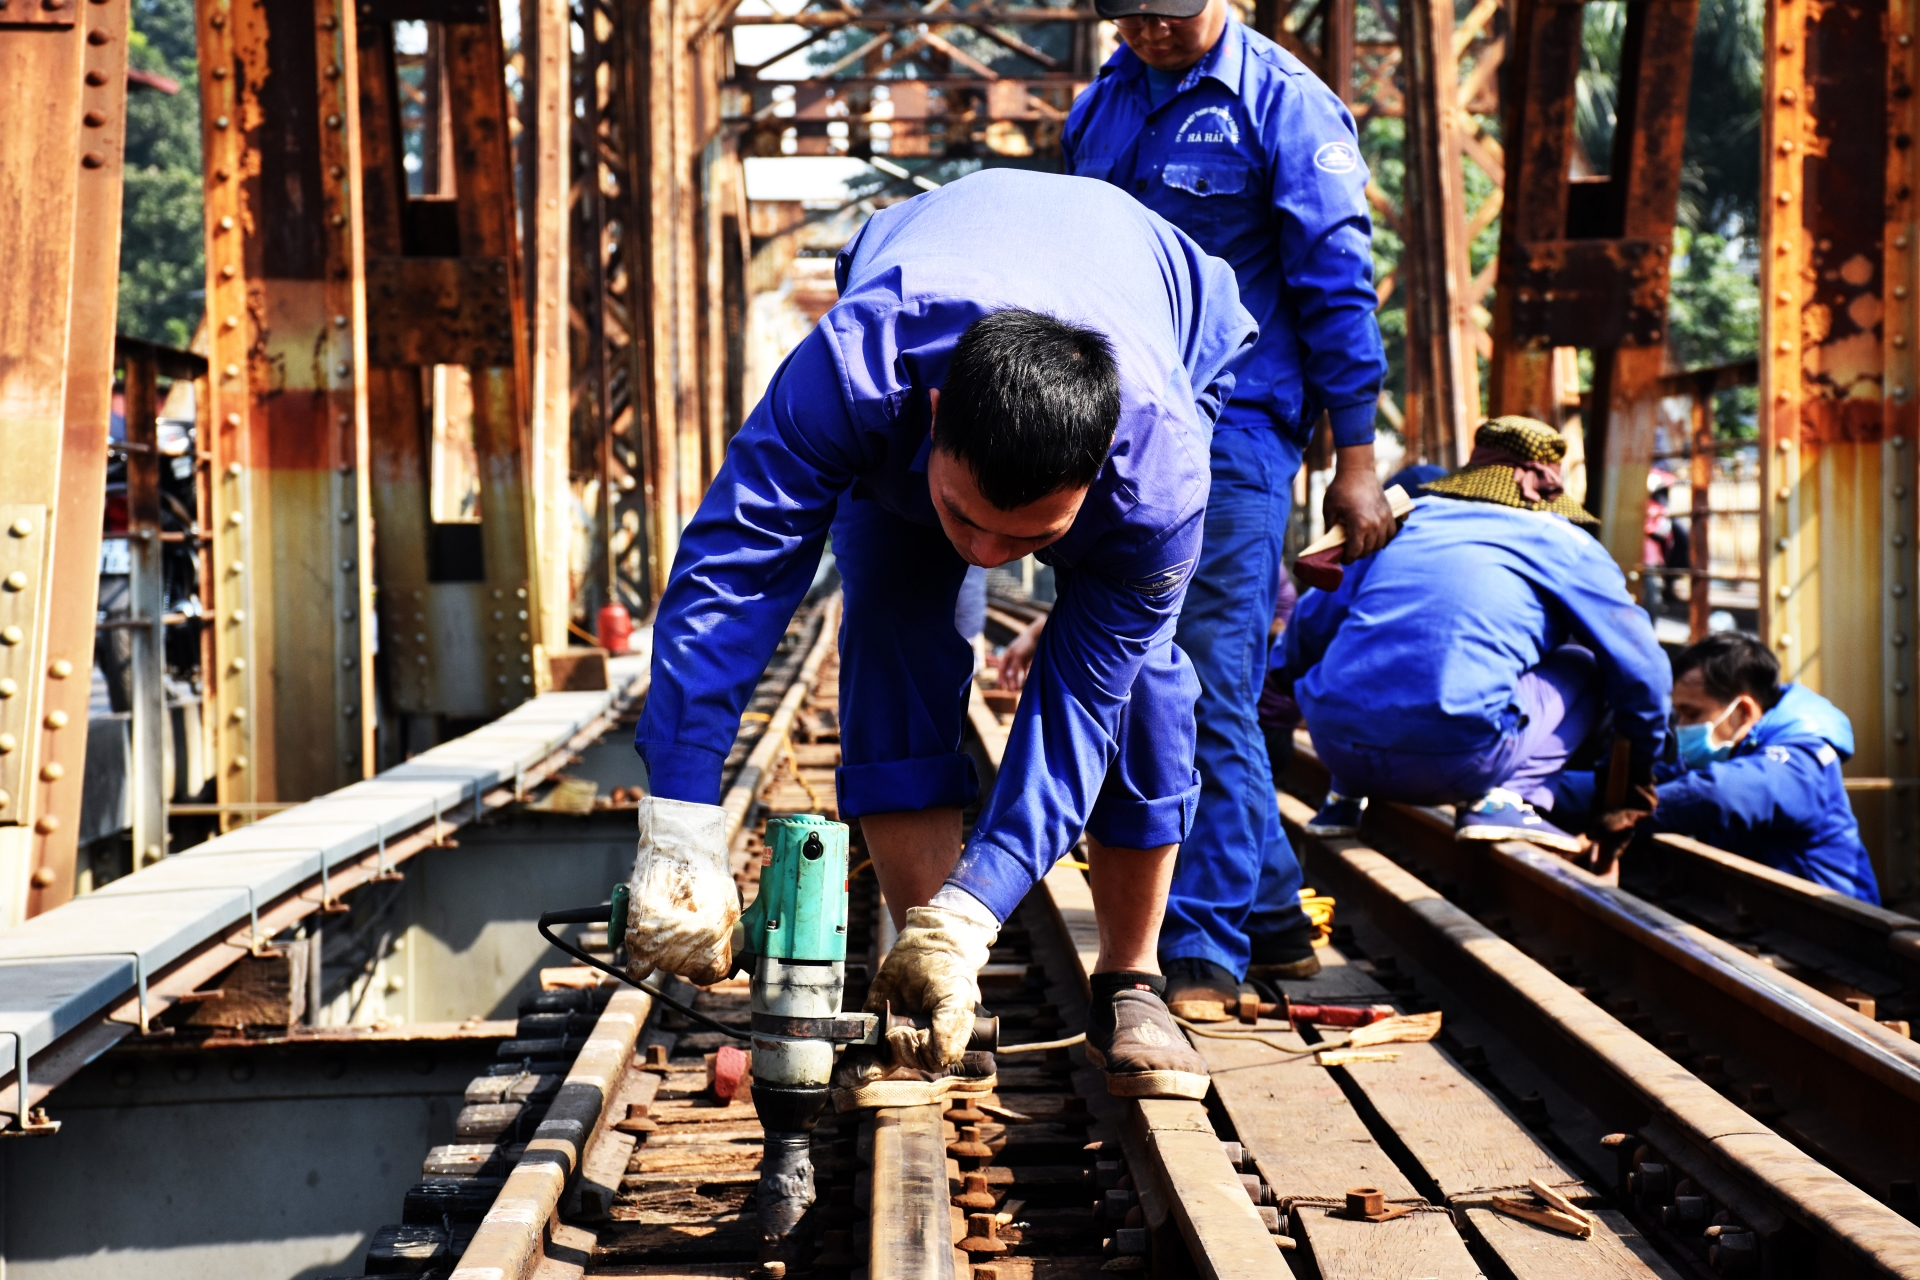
1462 1206 1680 1279
1136 1106 1291 1280
1192 1021 1485 1277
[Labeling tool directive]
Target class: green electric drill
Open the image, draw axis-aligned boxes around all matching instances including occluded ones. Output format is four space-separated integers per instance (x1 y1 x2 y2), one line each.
540 813 878 1262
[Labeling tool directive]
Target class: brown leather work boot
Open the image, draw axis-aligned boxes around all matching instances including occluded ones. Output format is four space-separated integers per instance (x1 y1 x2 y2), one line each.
1084 976 1211 1100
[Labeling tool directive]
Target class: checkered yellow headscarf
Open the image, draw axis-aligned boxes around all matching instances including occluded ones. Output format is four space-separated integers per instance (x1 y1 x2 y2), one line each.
1423 416 1599 527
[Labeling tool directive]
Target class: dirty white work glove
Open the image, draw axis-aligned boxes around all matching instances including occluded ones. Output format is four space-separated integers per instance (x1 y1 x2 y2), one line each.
623 797 740 987
864 897 998 1070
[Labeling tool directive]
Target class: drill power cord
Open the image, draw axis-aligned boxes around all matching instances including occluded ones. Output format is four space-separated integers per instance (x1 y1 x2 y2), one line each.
537 906 753 1042
992 1032 1085 1055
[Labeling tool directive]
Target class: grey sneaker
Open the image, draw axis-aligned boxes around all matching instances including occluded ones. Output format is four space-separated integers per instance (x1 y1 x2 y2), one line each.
1086 987 1211 1100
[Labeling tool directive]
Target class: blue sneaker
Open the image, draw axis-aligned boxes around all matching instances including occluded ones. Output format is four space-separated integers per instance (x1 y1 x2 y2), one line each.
1454 788 1584 855
1305 793 1367 838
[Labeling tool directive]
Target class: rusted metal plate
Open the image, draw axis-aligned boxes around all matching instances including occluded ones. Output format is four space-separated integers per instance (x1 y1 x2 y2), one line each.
0 0 130 919
0 0 80 27
365 256 517 367
1762 0 1917 898
1508 239 1670 349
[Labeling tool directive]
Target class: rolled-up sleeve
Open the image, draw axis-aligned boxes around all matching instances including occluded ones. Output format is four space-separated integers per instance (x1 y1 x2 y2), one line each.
634 328 863 803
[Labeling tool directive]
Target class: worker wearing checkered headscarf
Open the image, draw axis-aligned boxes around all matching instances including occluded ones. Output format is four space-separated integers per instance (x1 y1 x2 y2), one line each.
1273 415 1671 857
1423 416 1599 527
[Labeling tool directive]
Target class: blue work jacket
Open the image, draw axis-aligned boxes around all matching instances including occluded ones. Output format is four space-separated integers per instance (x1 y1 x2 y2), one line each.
634 169 1256 922
1277 497 1672 758
1653 684 1881 904
1062 19 1387 447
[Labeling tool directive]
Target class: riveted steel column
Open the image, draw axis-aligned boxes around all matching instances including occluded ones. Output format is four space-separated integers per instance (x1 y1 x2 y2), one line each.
0 0 130 920
1765 0 1918 897
200 0 375 817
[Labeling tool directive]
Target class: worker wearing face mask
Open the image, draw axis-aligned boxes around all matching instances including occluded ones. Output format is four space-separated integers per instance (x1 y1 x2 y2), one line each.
1648 632 1879 902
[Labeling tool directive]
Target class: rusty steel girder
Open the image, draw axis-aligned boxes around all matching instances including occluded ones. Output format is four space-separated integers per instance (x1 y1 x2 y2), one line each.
1487 0 1697 565
198 0 377 813
1763 0 1920 898
0 0 131 920
356 0 543 727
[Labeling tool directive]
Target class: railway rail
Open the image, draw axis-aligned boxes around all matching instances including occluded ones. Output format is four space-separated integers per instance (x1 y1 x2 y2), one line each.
323 593 1920 1279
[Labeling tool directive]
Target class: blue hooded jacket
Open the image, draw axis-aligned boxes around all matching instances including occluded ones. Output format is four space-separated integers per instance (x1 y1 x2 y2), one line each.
1652 683 1882 904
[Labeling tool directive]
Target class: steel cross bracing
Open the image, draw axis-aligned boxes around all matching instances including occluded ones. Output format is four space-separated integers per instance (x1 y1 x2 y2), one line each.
723 0 1102 160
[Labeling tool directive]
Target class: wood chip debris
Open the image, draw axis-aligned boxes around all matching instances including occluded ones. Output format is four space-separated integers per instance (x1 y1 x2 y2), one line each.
1315 1049 1402 1066
1490 1178 1598 1239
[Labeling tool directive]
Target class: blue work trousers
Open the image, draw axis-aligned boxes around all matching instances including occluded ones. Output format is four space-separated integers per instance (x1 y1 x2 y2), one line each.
1319 645 1603 807
1160 426 1311 978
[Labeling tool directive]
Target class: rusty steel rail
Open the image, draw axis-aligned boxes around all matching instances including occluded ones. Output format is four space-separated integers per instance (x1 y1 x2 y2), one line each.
1280 749 1920 1276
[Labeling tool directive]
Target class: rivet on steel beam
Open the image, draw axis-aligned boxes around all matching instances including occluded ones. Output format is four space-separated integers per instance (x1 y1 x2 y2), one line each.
232 609 247 622
1898 680 1911 694
1776 190 1793 205
1896 633 1911 648
49 659 71 679
227 510 244 526
2 572 25 592
45 710 68 730
335 361 349 376
0 626 23 646
222 315 238 330
0 792 10 813
224 363 240 379
225 413 241 428
82 154 106 169
339 509 353 522
1778 340 1792 354
208 9 223 24
232 755 249 770
231 706 247 722
218 216 234 231
1778 140 1795 154
1900 534 1914 548
1777 486 1793 501
0 679 14 697
40 763 64 782
332 314 347 327
1904 33 1914 46
83 111 107 127
211 65 226 79
325 62 340 79
1777 437 1793 450
230 657 246 672
0 734 11 752
85 69 107 86
1778 585 1792 600
321 12 336 26
86 27 108 42
329 165 344 179
1898 335 1909 349
1779 634 1794 648
8 518 30 537
326 114 342 128
228 560 243 575
1779 89 1797 103
219 264 235 277
34 816 59 835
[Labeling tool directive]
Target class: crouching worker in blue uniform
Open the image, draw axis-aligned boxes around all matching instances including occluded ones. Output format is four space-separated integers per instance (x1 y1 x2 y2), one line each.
616 170 1259 1101
1557 633 1879 903
1277 417 1671 857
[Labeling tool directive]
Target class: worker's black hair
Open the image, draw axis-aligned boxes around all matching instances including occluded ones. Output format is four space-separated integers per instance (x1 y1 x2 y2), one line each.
933 309 1119 511
1673 632 1783 711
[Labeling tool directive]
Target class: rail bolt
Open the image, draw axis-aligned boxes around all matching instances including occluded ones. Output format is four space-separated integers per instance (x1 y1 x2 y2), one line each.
1709 1229 1757 1275
955 1171 998 1211
1629 1162 1669 1200
959 1212 1009 1254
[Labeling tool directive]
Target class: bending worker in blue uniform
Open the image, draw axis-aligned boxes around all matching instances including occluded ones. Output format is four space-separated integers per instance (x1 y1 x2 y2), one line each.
617 169 1257 1100
1554 633 1881 903
1058 0 1396 1011
1279 417 1671 856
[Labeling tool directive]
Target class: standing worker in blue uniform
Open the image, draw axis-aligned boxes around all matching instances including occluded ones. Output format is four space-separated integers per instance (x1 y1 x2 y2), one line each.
1060 0 1396 1011
616 169 1260 1100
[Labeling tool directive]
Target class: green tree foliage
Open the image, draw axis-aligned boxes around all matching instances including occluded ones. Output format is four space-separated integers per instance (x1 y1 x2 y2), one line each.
118 0 203 348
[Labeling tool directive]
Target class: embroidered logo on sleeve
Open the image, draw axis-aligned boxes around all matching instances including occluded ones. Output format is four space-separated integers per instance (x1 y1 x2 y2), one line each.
1313 141 1359 173
1766 746 1793 765
1125 559 1196 598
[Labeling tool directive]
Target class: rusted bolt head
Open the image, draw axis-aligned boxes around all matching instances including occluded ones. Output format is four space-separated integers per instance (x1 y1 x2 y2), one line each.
1345 1187 1385 1217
